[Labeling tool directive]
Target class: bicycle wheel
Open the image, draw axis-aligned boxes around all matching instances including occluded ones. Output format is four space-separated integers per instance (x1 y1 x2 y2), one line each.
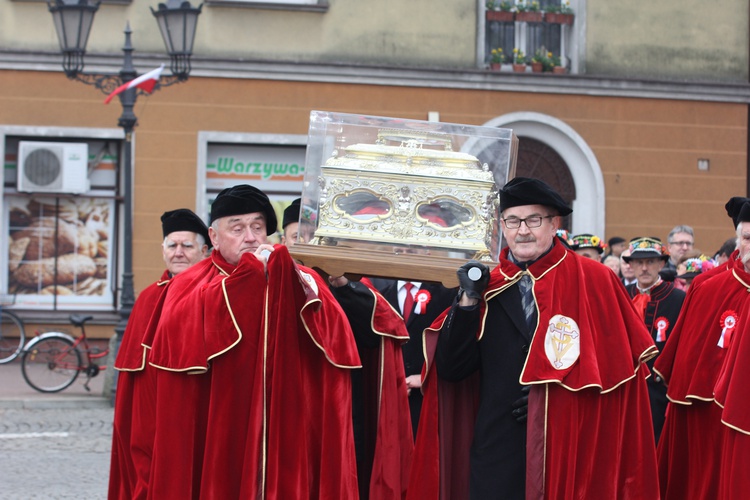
0 310 26 364
21 336 82 393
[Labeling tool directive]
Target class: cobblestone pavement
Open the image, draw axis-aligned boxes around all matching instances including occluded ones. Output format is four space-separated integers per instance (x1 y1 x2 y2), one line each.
0 407 113 499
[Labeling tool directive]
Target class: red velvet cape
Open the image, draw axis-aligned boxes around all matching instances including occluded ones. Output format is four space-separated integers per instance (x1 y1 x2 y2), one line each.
127 247 361 498
712 269 750 498
689 248 737 290
653 259 750 403
407 241 659 499
653 258 750 499
109 270 170 500
358 278 414 500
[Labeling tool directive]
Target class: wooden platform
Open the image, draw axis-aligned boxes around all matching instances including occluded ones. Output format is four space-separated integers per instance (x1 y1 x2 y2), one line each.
289 244 496 288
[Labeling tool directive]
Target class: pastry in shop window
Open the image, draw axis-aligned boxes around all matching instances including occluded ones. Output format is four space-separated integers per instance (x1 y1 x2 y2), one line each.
14 217 79 260
12 253 97 288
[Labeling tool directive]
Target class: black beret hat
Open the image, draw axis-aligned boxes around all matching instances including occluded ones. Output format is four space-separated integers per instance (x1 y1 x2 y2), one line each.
499 177 572 216
282 198 301 230
209 184 278 235
725 197 750 227
739 203 750 225
161 209 210 245
608 236 626 247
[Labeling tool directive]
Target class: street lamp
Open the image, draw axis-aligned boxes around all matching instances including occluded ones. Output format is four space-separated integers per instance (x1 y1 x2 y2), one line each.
46 0 202 339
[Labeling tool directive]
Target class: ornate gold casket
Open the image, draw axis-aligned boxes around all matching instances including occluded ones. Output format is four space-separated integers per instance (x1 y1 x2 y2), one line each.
291 112 517 287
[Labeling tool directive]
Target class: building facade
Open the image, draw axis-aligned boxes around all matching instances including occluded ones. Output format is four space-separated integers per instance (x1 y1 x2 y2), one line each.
1 0 748 336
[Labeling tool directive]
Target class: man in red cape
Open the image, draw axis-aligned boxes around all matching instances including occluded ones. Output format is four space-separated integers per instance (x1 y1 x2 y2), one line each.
108 208 209 499
283 199 414 499
714 271 750 499
407 177 659 500
112 185 362 498
654 196 750 500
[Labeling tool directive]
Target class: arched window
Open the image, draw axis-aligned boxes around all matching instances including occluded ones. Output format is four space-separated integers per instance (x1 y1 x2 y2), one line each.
516 136 576 230
484 112 605 236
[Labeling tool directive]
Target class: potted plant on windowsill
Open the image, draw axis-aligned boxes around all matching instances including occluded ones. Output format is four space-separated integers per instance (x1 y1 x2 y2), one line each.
516 0 543 23
544 1 574 25
542 50 555 72
512 48 528 73
489 47 506 71
530 48 547 72
551 54 567 74
486 1 515 22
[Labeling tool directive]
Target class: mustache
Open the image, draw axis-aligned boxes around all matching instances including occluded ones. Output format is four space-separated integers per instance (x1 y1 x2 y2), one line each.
515 235 536 244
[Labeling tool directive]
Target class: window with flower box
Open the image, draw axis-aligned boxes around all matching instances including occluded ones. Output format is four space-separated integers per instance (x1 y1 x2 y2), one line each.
484 0 576 73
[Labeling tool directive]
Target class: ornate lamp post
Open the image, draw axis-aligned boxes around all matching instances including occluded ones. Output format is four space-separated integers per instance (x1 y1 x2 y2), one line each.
47 0 202 338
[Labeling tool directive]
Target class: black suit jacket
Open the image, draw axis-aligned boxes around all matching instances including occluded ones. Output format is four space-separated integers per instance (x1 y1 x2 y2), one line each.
370 279 457 377
435 282 531 500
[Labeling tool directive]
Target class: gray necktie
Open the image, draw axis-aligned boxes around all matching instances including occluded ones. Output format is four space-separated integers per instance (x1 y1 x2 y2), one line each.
518 273 537 333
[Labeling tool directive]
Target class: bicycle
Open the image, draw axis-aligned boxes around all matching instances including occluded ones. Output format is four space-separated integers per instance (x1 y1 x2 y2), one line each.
21 314 108 393
0 295 26 364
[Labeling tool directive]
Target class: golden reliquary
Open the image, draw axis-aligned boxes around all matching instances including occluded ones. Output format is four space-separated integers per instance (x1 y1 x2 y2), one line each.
291 111 516 286
311 129 499 261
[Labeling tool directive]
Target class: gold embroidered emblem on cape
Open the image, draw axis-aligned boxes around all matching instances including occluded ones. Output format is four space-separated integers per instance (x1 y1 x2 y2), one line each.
544 314 580 370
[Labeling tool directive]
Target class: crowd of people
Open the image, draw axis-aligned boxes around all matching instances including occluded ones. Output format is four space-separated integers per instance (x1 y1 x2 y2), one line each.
107 179 750 499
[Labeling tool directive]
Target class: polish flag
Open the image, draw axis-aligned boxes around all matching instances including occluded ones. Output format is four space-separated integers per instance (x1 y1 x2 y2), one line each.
104 64 164 104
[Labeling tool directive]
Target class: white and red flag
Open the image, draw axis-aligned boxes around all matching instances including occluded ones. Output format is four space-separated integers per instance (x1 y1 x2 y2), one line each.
104 64 164 104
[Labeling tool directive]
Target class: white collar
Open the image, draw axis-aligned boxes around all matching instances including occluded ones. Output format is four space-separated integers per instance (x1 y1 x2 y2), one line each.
398 280 422 290
636 277 662 294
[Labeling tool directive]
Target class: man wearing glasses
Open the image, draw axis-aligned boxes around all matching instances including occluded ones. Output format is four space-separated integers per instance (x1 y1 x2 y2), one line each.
408 177 659 500
665 225 695 272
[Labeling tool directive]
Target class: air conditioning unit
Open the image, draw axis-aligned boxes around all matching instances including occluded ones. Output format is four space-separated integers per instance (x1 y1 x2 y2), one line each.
17 141 90 194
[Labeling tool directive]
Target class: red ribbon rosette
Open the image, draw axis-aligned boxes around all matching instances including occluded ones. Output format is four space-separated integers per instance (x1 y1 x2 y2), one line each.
718 310 737 348
413 289 431 315
655 317 669 342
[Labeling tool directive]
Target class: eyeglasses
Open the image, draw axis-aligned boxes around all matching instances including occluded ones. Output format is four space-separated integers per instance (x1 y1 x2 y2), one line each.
669 240 694 247
501 215 554 229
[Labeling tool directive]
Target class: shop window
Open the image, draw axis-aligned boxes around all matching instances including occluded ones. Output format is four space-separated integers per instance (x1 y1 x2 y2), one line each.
198 131 308 242
1 131 121 311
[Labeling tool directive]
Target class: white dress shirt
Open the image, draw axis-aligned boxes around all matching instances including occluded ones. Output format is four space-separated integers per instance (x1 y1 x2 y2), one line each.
397 280 421 315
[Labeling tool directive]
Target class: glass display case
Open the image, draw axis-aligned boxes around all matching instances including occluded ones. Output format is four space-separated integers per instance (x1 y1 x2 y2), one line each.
290 111 517 287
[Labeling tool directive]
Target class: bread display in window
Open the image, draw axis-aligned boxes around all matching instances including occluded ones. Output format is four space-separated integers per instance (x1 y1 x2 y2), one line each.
6 196 111 297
